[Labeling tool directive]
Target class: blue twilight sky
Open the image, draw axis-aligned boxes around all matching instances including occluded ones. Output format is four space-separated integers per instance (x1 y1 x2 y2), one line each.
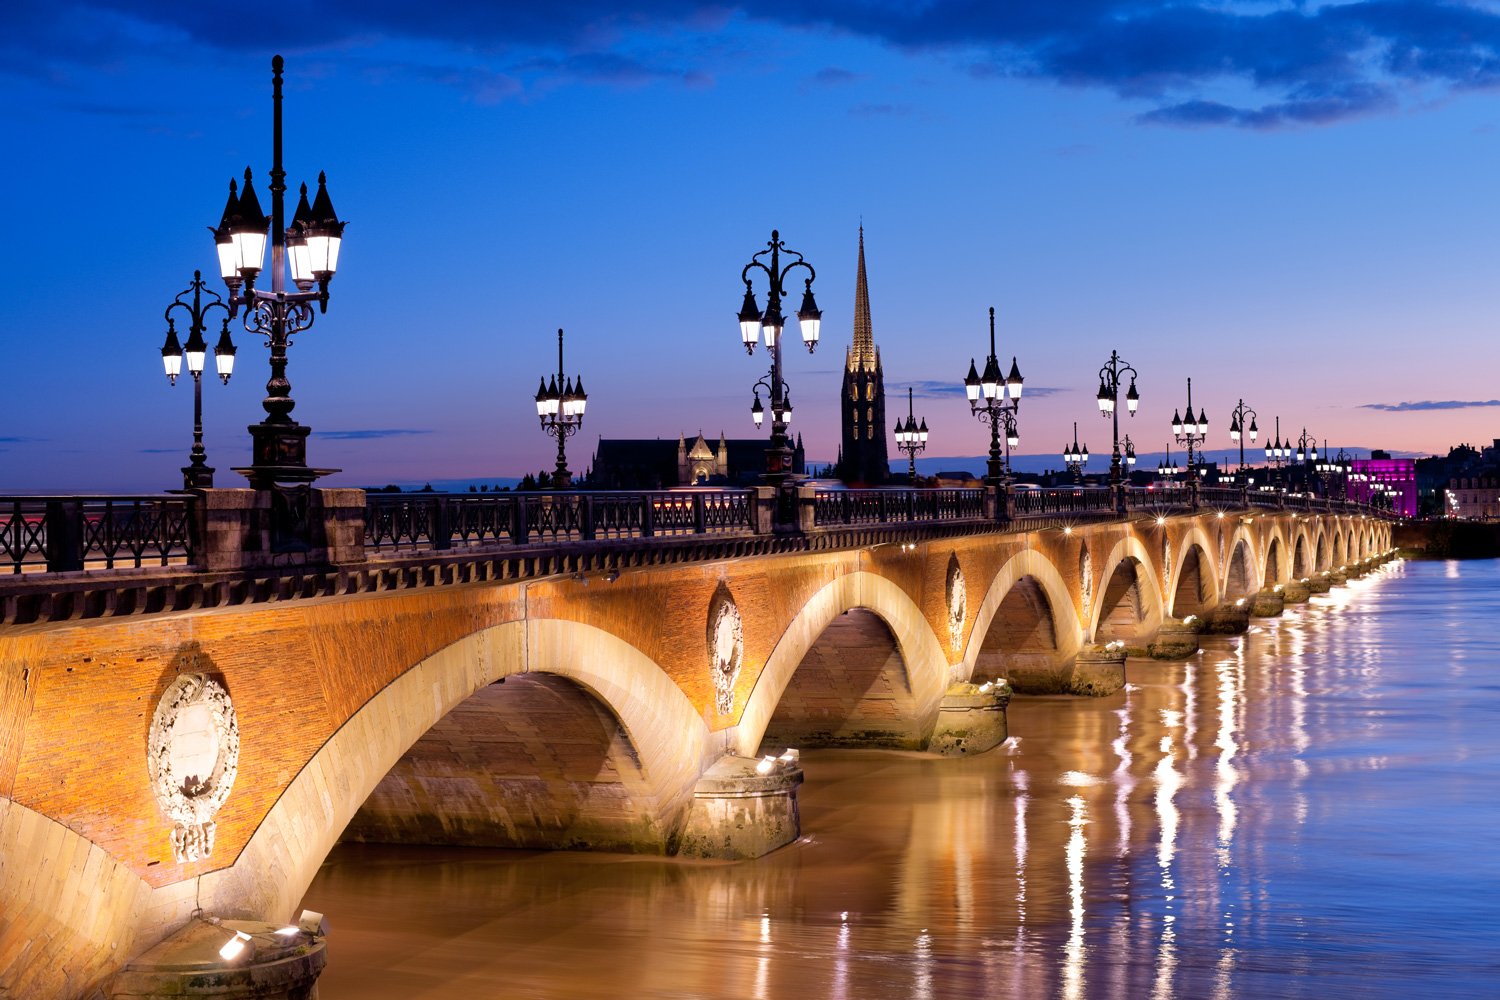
4 1 1500 490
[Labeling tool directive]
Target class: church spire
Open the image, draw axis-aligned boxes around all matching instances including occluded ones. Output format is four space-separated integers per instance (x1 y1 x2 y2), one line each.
849 225 877 372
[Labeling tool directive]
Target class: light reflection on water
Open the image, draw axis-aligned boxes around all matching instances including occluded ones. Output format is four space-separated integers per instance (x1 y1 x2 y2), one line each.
302 558 1500 999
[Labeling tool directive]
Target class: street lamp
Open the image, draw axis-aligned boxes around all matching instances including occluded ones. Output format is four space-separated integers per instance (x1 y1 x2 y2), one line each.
1062 422 1089 483
1157 441 1181 479
534 328 588 488
1293 427 1319 494
1227 398 1259 475
1170 377 1208 507
894 386 929 481
963 306 1024 489
1095 350 1139 513
210 56 346 488
1316 442 1353 501
1123 434 1138 473
160 271 237 489
738 230 820 488
1264 416 1291 489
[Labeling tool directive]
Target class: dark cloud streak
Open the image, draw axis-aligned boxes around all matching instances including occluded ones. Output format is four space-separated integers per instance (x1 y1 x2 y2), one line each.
11 1 1500 127
1360 399 1500 412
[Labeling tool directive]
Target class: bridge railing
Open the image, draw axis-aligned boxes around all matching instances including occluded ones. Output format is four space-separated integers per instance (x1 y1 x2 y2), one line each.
0 495 197 574
1010 486 1117 517
364 489 757 552
811 488 986 526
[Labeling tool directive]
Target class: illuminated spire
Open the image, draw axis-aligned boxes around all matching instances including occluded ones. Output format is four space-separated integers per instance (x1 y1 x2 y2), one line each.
848 225 877 372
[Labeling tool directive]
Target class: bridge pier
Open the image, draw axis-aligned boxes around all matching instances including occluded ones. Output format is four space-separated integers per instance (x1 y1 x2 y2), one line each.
1250 587 1285 617
1282 579 1313 603
678 753 804 860
1201 600 1251 635
1148 617 1202 659
107 917 326 1000
1307 573 1333 594
1070 643 1128 696
928 681 1012 755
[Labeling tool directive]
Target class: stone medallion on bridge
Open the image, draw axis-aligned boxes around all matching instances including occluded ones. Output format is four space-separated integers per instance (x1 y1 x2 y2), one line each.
147 673 240 864
946 554 966 653
709 586 744 715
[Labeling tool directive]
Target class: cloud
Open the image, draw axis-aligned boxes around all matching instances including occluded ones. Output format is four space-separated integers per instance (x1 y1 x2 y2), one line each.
809 66 860 86
1360 399 1500 412
312 428 434 440
13 1 1500 127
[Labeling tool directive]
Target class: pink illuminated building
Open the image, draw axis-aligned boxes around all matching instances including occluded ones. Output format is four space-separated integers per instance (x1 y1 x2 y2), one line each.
1349 457 1417 517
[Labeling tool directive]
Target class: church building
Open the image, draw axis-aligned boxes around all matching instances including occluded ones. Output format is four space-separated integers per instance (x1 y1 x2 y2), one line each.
835 228 890 484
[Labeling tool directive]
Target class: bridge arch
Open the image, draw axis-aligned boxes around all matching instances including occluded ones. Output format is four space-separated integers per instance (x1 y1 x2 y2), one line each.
1168 524 1222 618
1089 535 1165 643
962 548 1083 686
196 617 710 929
735 571 948 758
1222 535 1257 600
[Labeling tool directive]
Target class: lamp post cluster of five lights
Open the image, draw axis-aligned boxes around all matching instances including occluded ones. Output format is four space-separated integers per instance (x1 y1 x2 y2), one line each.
964 307 1024 487
1158 441 1181 478
1062 422 1089 483
1095 350 1139 514
1170 377 1208 507
159 272 237 488
894 387 929 480
1293 428 1320 493
1317 445 1353 500
1264 415 1293 487
207 56 346 487
738 230 822 489
534 328 588 488
1227 398 1259 476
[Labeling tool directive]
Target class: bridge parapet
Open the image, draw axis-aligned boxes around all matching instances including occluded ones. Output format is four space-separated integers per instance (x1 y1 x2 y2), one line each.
0 485 1399 627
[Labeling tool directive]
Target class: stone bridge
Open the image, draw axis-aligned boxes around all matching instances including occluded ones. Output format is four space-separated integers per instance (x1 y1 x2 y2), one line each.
0 503 1394 998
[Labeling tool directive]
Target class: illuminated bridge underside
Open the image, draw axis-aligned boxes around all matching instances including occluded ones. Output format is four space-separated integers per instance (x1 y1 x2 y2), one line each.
0 510 1392 999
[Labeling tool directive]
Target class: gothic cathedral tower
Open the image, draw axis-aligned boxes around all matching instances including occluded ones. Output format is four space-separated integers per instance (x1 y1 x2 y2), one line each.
836 227 889 484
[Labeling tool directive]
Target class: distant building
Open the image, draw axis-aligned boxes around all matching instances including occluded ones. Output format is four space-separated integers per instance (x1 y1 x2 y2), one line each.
588 433 804 489
1446 474 1500 520
934 470 981 488
1350 456 1417 517
835 228 890 485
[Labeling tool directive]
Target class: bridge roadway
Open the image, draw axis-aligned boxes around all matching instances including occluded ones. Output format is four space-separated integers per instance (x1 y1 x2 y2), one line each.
0 484 1396 998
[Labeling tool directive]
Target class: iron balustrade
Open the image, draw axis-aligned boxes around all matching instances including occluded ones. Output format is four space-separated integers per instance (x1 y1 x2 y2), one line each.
0 487 1397 579
813 488 985 526
364 490 756 552
1009 487 1116 517
0 496 197 574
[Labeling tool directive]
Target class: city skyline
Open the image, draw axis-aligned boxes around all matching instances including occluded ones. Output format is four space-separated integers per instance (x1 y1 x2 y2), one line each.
6 2 1500 490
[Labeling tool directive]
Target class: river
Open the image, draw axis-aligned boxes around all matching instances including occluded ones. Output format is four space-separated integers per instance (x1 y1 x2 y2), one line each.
300 557 1500 999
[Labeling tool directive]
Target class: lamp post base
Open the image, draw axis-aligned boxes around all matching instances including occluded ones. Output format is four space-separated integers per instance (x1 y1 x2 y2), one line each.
236 422 339 487
181 464 216 490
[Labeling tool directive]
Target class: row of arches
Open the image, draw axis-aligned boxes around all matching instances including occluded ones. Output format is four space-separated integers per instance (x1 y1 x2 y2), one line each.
10 514 1389 1000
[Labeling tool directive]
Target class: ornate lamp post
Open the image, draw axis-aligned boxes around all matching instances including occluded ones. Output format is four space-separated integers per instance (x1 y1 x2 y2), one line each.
209 56 346 488
1264 416 1291 489
894 386 929 481
1157 441 1181 480
1062 422 1089 483
1170 378 1208 507
963 307 1024 489
1293 428 1320 495
1227 398 1259 475
1095 350 1139 513
1316 442 1352 501
533 328 588 488
1123 434 1138 475
738 230 820 489
159 271 237 488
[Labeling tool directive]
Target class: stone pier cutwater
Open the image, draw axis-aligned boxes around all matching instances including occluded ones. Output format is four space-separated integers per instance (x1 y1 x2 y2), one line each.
679 753 804 860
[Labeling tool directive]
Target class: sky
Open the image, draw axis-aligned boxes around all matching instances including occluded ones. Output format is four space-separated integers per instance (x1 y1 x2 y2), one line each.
4 0 1500 491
